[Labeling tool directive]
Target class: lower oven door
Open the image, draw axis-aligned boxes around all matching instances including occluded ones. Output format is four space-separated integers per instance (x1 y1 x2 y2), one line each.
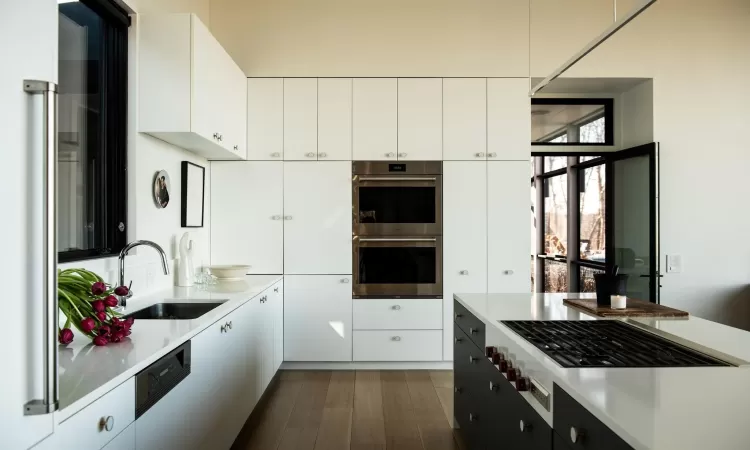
353 236 442 298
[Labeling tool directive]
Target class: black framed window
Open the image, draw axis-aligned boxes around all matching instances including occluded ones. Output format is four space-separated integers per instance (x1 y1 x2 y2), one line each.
58 0 128 262
531 98 614 145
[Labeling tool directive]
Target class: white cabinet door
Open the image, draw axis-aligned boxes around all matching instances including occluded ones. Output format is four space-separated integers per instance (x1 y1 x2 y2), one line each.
3 0 57 447
284 78 318 161
283 162 352 274
488 161 531 293
272 281 285 372
247 78 284 160
102 424 135 450
487 78 530 161
443 162 488 360
443 78 487 161
318 78 352 160
353 78 397 161
260 288 275 392
227 61 248 159
190 15 223 147
284 275 353 362
398 78 442 161
210 162 284 274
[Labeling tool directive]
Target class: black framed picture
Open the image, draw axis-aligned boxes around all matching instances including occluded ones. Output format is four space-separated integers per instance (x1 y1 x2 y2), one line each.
181 162 205 227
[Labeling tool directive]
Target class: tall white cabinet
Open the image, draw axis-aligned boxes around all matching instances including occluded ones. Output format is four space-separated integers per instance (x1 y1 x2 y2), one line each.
210 162 284 273
283 162 352 275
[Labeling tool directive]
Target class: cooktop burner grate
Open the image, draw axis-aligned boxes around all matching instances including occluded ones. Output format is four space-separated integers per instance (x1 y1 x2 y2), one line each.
500 320 730 368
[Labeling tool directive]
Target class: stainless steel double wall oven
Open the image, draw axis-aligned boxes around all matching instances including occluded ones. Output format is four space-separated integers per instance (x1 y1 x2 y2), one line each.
352 161 442 298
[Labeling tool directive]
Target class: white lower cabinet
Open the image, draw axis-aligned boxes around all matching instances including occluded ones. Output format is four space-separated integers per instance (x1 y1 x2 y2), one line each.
284 275 353 361
488 161 531 293
353 299 442 330
102 423 135 450
271 281 285 372
353 330 443 362
35 379 135 450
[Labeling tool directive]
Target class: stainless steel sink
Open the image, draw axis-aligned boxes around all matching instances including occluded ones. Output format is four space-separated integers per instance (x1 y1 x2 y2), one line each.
123 302 224 320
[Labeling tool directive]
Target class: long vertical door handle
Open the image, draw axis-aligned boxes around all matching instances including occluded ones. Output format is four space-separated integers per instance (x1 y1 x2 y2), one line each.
23 80 59 415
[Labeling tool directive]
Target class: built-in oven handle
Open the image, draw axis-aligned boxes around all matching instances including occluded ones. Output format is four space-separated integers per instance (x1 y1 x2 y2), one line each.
356 177 437 182
357 237 437 243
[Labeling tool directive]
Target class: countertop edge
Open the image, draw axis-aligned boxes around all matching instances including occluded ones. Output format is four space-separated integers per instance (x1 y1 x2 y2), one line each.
56 275 283 423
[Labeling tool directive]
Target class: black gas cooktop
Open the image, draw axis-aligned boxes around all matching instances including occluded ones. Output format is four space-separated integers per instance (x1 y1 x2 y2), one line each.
500 320 730 368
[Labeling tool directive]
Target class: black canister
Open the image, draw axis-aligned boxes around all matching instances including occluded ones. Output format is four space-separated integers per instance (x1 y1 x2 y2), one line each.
593 274 628 306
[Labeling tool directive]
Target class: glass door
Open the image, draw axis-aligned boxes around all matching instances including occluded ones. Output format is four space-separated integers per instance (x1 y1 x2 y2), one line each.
606 143 660 302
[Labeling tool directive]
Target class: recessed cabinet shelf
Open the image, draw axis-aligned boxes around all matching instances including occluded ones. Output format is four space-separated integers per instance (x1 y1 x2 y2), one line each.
138 13 247 160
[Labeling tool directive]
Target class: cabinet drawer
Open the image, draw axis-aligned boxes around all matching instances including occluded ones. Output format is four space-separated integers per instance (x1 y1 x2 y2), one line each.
353 299 442 330
454 299 485 350
39 378 135 450
553 384 634 450
353 330 442 361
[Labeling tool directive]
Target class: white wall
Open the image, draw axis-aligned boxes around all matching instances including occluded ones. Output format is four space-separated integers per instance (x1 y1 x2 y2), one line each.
209 0 750 329
61 0 212 296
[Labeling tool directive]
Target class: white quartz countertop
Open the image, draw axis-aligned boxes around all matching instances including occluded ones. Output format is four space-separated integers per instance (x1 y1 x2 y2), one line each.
57 275 282 421
454 292 750 450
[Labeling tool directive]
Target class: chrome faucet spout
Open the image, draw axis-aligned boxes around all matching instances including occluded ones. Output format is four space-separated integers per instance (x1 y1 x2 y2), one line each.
118 240 170 307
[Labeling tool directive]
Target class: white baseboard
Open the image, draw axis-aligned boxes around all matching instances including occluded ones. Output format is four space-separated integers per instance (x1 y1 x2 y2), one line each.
280 361 453 370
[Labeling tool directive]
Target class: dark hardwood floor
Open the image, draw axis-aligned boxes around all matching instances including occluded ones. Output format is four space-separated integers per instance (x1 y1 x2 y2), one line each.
232 370 463 450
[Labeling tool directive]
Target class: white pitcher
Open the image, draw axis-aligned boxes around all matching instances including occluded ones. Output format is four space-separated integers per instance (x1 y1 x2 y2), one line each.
177 232 195 287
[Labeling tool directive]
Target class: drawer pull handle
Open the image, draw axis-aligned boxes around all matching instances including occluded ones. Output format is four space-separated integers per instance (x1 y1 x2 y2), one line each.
274 287 279 293
468 413 477 422
340 278 350 284
454 387 462 394
305 152 316 158
488 152 497 158
570 427 585 443
391 336 401 341
271 152 281 158
220 324 227 333
468 356 478 364
459 270 469 275
474 152 485 158
454 337 463 344
319 152 328 158
520 420 532 432
469 327 478 335
227 321 233 330
99 416 114 432
454 313 463 320
489 381 499 392
391 305 401 310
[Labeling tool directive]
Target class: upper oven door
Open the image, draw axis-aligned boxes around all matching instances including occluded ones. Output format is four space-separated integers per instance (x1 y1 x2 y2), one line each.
353 173 442 236
352 236 443 298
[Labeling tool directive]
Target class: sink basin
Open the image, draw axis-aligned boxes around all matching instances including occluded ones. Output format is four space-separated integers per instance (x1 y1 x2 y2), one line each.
123 302 224 320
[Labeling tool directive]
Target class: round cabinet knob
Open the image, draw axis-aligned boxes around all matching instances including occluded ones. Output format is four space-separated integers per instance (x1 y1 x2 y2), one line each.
489 381 499 392
284 215 293 220
520 420 532 432
391 305 401 310
271 215 282 220
99 416 114 432
340 278 350 284
455 313 463 320
459 270 469 275
454 386 462 394
468 413 477 423
570 427 585 444
220 324 227 333
271 152 281 158
475 152 485 158
468 355 478 364
488 152 497 158
398 152 407 157
469 327 478 335
319 152 328 158
454 337 463 344
305 152 316 158
391 336 401 341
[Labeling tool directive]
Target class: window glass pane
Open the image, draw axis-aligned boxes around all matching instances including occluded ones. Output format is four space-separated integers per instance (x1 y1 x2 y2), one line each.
579 116 606 143
544 175 568 255
580 266 605 293
547 134 568 144
544 261 568 293
531 256 536 292
531 183 537 255
544 156 567 172
579 165 606 261
579 156 601 163
58 3 103 252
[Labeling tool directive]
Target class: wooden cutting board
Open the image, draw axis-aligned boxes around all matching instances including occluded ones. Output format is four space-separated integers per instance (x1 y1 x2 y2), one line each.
563 298 689 318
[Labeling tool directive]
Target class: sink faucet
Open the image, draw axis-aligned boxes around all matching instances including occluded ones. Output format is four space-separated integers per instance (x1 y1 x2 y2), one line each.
118 240 170 307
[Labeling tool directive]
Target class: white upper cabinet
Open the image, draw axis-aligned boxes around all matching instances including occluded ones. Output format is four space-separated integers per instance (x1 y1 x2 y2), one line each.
318 78 353 160
487 78 530 160
398 78 443 161
284 78 318 160
139 14 247 160
283 162 352 274
353 78 397 161
247 78 284 160
284 275 353 362
443 78 487 161
487 161 531 293
443 162 488 360
210 162 284 274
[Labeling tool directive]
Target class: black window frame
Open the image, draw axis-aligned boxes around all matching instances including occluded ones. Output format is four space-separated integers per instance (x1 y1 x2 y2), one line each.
531 98 615 146
58 0 129 263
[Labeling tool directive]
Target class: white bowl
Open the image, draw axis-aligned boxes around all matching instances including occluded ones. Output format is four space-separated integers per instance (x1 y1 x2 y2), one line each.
208 265 250 280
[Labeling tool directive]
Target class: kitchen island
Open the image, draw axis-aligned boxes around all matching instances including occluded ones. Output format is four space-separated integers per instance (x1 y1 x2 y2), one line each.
453 293 750 450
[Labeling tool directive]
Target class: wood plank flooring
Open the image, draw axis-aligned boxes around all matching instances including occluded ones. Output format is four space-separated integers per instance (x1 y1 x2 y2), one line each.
232 371 461 450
